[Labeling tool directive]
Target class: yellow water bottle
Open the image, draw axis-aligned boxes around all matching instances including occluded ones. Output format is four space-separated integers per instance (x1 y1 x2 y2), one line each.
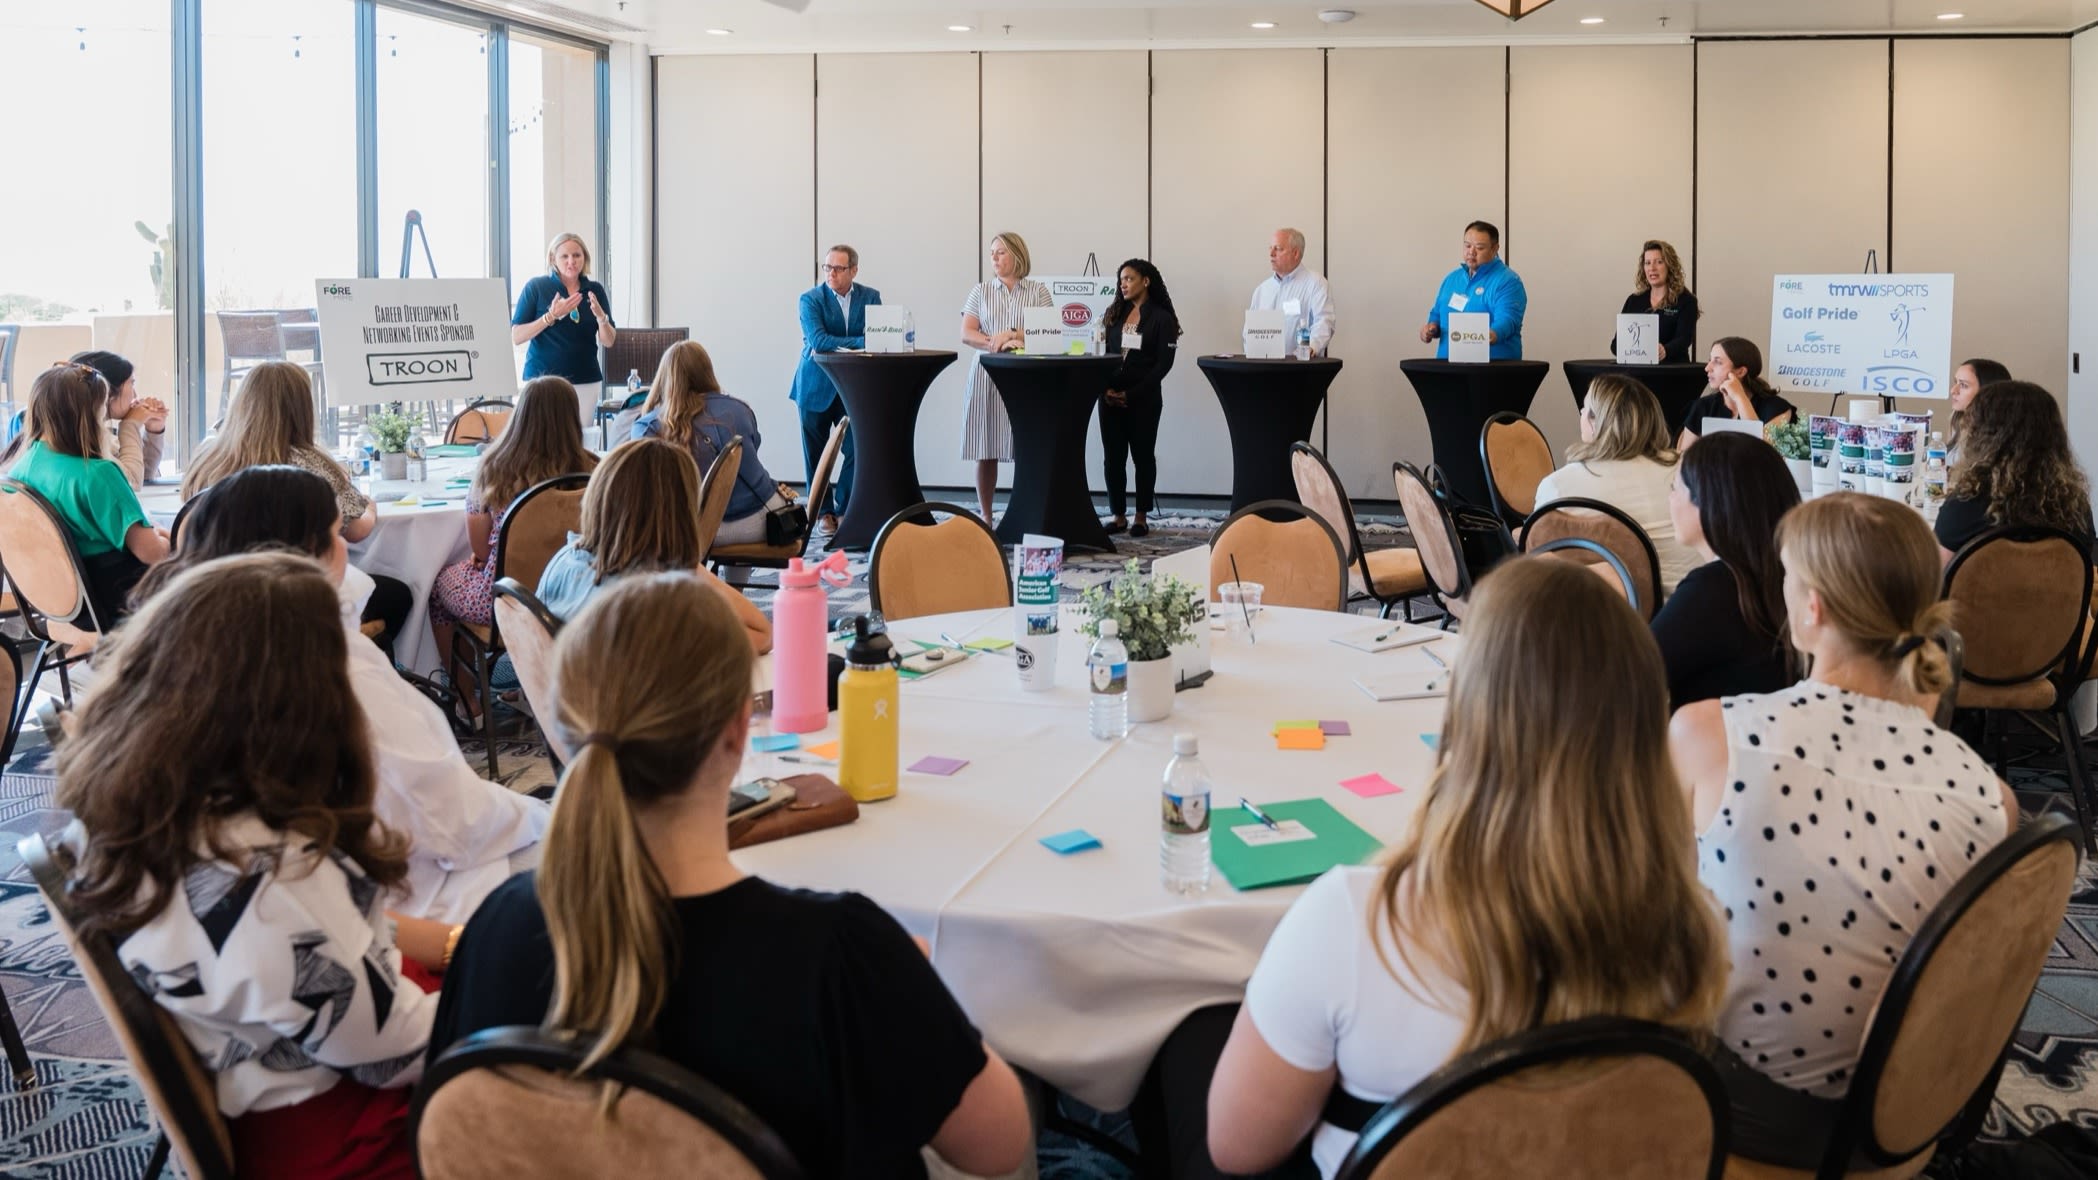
838 616 899 802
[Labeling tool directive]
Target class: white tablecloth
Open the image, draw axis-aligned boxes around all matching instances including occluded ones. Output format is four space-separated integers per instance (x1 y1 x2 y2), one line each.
734 605 1447 1110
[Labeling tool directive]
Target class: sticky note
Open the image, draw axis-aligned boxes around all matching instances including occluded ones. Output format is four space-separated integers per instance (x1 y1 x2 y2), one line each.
1341 773 1403 798
1040 829 1101 854
1277 729 1326 751
751 734 800 753
1421 733 1440 751
394 495 421 506
1320 720 1352 736
803 740 840 760
1273 720 1319 734
965 638 1014 652
909 755 969 776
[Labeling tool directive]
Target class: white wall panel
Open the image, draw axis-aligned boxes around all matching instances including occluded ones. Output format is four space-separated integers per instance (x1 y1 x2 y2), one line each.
2073 31 2098 485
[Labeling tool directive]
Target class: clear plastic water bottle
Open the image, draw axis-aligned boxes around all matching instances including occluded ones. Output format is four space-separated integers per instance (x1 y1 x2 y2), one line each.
1087 619 1128 740
1161 733 1212 896
1924 431 1948 507
1296 324 1313 361
903 310 917 350
627 368 642 397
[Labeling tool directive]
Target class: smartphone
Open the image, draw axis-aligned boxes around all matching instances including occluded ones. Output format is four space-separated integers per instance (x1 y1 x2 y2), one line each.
728 778 797 823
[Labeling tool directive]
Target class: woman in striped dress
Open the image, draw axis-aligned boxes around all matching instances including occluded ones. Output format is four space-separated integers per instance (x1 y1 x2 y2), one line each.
960 232 1052 523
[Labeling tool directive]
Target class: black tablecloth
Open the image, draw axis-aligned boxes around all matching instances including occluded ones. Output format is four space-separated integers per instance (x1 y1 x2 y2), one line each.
1561 360 1711 438
1398 359 1551 510
980 353 1118 554
812 350 957 550
1197 356 1344 512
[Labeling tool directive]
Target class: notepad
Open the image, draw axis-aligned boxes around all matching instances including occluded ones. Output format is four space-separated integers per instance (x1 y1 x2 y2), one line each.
1276 728 1326 751
1209 798 1383 890
1041 829 1101 855
1353 672 1448 702
1340 773 1402 798
751 734 800 753
909 755 969 776
1331 625 1441 654
804 740 840 760
428 443 481 458
1272 720 1319 734
1320 720 1351 736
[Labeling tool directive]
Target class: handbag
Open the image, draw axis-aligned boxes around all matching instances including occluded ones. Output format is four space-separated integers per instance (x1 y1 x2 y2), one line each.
1425 464 1516 581
764 498 810 546
728 773 860 849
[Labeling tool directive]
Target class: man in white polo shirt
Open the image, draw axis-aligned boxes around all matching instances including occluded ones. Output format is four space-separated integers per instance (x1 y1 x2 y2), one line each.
1248 227 1335 356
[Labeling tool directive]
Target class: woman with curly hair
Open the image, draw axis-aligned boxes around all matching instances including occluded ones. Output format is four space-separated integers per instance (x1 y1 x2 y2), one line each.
1936 380 2093 560
1612 239 1699 363
1098 258 1182 537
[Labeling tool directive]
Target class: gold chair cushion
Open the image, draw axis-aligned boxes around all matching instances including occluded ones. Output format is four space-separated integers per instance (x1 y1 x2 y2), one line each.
1483 420 1554 519
1210 515 1345 612
1360 547 1428 597
1954 679 2057 711
872 517 1009 622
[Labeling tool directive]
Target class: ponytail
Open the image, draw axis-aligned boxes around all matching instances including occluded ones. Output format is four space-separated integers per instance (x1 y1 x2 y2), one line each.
1889 601 1956 700
1777 494 1954 704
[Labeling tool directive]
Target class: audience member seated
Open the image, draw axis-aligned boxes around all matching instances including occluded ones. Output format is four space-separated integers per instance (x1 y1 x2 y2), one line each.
430 574 1032 1178
1678 337 1797 449
1935 379 2094 560
1534 374 1698 594
536 437 773 651
1650 432 1797 708
181 360 413 654
70 349 167 489
1945 357 2011 463
137 466 548 922
1670 492 2017 1169
2 362 168 625
54 552 450 1179
1183 559 1726 1179
633 339 795 547
429 376 600 704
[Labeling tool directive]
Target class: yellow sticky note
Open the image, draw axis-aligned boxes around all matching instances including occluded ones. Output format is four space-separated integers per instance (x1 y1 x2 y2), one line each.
1273 720 1319 735
1277 729 1326 751
804 740 840 760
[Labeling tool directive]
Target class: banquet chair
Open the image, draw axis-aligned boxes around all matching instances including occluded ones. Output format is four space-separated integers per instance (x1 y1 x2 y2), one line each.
492 578 567 767
20 833 236 1180
1519 498 1664 620
598 328 689 448
1721 812 2080 1180
0 480 107 708
453 474 589 778
1479 412 1554 530
1528 537 1641 616
868 502 1010 622
1333 1016 1727 1180
695 437 745 554
0 323 17 409
444 399 515 446
1392 462 1476 626
415 1026 803 1180
1208 500 1347 613
712 419 845 586
1940 525 2095 849
1290 443 1428 620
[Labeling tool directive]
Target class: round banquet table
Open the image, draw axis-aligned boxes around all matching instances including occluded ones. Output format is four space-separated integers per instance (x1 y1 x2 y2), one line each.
1562 360 1710 438
812 350 958 550
1397 359 1550 510
733 604 1448 1111
980 353 1119 553
1197 356 1344 512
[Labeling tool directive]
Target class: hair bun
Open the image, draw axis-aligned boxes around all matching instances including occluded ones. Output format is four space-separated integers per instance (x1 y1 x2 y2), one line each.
1888 634 1926 659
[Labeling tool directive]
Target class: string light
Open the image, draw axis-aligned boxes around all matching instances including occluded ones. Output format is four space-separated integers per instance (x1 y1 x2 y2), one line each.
76 26 87 51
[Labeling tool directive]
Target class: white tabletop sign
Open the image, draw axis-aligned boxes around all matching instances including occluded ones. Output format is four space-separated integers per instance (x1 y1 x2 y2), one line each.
312 277 517 408
1023 306 1071 355
1243 308 1289 359
1446 311 1492 364
1616 313 1660 366
865 305 910 353
1038 276 1115 355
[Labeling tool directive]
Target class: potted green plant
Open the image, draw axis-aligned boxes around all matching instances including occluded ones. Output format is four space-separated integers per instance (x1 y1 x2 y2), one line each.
1767 417 1813 498
367 408 416 480
1077 559 1207 722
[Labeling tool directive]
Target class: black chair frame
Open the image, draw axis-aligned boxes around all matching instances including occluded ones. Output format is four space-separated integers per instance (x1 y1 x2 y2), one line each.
1527 537 1641 616
1335 1015 1730 1180
1393 461 1476 628
866 501 1009 620
0 479 107 713
1291 442 1421 622
1478 409 1553 529
413 1025 805 1180
1519 495 1666 613
443 398 516 445
1207 499 1348 614
491 577 566 779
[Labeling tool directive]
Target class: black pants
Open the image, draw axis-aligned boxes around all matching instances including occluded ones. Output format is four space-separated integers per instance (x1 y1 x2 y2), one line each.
797 396 853 516
1130 1004 1319 1180
360 574 413 661
1711 1043 1860 1170
81 549 149 629
1100 387 1164 518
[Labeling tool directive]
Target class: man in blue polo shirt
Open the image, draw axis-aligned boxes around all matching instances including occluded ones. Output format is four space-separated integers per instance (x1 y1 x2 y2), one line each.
1419 220 1527 361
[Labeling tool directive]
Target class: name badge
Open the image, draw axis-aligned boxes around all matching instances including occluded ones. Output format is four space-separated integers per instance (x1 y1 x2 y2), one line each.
1283 298 1303 316
1447 293 1470 312
1124 331 1144 351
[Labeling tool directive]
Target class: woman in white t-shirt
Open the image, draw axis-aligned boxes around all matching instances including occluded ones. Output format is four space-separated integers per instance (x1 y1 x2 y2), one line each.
1535 374 1698 595
1202 558 1728 1178
1670 492 2016 1169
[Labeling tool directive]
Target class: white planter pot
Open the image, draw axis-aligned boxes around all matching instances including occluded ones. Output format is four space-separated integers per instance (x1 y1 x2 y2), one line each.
1786 457 1813 499
1127 657 1176 723
380 451 409 480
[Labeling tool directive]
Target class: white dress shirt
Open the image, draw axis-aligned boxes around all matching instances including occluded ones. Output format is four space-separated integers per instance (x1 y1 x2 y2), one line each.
835 288 853 324
1249 265 1337 355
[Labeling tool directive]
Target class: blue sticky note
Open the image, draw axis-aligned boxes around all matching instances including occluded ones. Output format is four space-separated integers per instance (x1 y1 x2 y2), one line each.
1040 829 1101 855
751 734 800 753
1420 733 1439 751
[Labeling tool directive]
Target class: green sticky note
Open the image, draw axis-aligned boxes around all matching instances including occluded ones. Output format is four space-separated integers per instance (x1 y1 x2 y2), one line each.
1272 720 1319 734
428 443 480 458
1209 798 1383 891
965 638 1014 652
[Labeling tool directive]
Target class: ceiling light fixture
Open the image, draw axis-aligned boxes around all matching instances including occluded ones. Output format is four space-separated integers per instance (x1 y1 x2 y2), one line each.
1469 0 1558 18
705 27 732 35
948 24 971 32
1250 21 1277 29
1580 16 1605 23
1937 12 1965 18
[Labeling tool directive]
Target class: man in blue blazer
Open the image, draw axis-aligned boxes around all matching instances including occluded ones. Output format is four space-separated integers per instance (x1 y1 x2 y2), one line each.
793 245 879 530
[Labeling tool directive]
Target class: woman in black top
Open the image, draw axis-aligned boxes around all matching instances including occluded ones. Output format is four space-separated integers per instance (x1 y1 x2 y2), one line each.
1651 431 1799 708
431 574 1032 1179
1678 336 1798 450
1935 380 2095 559
1099 259 1181 538
1611 239 1700 363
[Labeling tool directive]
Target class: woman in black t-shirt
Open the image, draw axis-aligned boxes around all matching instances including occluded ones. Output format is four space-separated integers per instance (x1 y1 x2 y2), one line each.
1651 432 1799 708
1935 380 2095 560
1610 239 1700 364
1099 259 1183 538
430 574 1032 1179
1678 337 1797 451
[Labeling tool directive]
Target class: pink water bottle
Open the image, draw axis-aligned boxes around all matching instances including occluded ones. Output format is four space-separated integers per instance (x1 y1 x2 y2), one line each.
772 550 851 733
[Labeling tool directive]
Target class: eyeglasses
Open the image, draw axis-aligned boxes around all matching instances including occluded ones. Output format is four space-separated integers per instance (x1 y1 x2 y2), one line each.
821 263 855 274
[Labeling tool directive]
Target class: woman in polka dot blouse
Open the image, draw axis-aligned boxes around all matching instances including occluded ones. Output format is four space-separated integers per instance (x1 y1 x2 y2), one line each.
1671 492 2016 1170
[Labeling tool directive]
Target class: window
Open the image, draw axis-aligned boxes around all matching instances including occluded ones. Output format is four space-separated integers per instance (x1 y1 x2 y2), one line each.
376 5 491 280
508 31 603 297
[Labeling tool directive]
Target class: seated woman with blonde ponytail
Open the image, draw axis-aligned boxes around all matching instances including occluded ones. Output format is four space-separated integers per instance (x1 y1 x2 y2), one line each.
1671 492 2018 1169
429 573 1032 1178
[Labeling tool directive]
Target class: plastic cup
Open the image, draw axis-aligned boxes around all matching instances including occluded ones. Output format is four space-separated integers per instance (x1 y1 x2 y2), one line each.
1218 581 1264 643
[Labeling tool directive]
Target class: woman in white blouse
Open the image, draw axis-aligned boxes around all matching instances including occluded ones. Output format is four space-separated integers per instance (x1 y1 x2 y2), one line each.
1200 558 1727 1178
55 551 447 1178
1671 491 2017 1169
1535 374 1698 595
960 231 1052 522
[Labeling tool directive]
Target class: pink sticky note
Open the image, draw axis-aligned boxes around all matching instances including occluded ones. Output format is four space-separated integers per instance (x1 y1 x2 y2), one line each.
1340 773 1403 798
1320 720 1351 736
909 755 969 776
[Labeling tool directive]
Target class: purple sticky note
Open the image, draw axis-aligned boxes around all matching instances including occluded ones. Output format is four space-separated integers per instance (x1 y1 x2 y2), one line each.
909 755 970 776
1340 773 1403 798
1320 720 1352 736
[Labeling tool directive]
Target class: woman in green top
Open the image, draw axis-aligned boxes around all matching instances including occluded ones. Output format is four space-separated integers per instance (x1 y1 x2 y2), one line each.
4 363 169 626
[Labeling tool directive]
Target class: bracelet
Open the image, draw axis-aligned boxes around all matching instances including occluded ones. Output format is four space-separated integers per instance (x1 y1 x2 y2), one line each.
442 923 464 969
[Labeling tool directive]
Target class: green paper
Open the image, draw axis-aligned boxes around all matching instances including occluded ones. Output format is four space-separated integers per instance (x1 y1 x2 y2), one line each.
428 443 480 458
1272 719 1319 733
1209 798 1383 891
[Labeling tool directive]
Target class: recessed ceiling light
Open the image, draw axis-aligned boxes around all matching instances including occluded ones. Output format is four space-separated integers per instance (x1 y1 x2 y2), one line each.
1937 11 1964 18
947 25 972 32
1580 16 1605 23
705 27 732 35
1250 21 1277 30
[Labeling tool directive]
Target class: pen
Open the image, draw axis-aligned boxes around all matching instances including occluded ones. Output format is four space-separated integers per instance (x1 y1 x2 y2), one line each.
778 754 836 765
1371 626 1399 644
1422 646 1448 669
1239 797 1280 830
